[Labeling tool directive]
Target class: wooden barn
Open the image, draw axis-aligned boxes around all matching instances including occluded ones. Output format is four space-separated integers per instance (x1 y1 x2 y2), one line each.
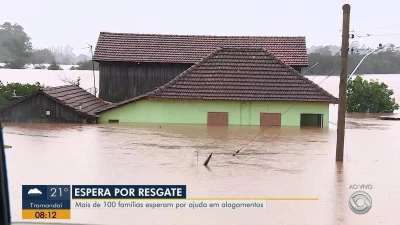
0 85 109 123
93 32 309 103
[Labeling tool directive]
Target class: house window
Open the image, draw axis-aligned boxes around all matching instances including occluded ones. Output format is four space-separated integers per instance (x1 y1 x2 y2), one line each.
300 114 323 127
207 112 228 125
260 113 281 126
46 110 50 116
108 119 119 123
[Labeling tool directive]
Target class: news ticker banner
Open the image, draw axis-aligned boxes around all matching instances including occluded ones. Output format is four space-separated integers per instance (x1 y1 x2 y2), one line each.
22 185 317 219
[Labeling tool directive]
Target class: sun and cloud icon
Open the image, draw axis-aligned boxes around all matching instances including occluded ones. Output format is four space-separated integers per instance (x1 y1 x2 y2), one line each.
28 188 42 196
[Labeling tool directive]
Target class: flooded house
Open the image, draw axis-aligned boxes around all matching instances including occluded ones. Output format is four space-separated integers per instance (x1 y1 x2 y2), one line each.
0 85 109 123
93 32 310 103
95 48 338 127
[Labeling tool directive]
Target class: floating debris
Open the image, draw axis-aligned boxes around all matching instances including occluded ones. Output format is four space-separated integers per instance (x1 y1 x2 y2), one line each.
232 149 240 156
203 153 212 166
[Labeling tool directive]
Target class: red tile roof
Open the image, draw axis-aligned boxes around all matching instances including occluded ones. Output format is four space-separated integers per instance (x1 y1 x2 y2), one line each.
1 85 109 118
93 32 309 66
42 85 109 116
97 48 337 113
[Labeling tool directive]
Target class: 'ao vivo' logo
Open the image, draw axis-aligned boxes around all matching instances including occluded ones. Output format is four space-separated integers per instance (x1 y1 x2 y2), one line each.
349 184 373 190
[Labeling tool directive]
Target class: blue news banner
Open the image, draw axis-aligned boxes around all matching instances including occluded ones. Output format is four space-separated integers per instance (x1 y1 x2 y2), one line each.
22 184 266 216
72 185 187 199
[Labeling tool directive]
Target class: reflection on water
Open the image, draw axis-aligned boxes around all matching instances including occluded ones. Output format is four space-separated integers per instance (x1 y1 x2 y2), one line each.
3 113 400 225
333 162 346 224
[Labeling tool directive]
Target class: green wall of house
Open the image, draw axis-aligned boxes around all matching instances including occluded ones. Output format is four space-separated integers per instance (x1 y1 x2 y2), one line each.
98 99 330 127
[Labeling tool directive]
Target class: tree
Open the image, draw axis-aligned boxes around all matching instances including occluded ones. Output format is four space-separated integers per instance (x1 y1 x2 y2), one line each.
0 22 92 66
314 46 332 56
47 61 62 70
70 60 99 70
0 22 33 68
0 81 43 108
48 45 77 64
57 72 81 86
347 76 399 113
31 48 55 65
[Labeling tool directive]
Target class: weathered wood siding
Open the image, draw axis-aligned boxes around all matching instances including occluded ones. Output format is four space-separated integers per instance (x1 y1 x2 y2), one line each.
0 93 90 123
99 62 192 103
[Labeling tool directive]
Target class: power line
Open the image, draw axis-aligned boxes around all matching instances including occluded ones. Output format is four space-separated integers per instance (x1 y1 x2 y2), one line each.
349 29 400 38
355 33 400 37
317 70 335 85
341 28 400 39
355 26 400 31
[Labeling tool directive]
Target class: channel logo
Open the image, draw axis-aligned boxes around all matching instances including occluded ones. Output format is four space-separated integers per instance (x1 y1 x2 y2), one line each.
348 191 372 214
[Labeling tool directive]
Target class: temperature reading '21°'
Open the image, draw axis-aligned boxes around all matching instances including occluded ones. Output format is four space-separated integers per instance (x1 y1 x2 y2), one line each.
50 188 69 197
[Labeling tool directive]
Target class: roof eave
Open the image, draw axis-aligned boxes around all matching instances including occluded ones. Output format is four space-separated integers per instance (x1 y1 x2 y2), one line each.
95 95 149 114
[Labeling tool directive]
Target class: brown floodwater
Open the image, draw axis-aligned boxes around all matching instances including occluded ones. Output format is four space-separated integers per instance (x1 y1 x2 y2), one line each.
1 72 400 224
3 114 400 225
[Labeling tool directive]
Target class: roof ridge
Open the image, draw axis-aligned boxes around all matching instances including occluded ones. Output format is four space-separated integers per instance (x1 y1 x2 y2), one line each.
43 84 79 91
219 47 267 51
98 32 306 39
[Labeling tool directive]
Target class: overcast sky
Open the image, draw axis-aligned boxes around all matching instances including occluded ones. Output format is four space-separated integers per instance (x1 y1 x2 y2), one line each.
1 0 399 55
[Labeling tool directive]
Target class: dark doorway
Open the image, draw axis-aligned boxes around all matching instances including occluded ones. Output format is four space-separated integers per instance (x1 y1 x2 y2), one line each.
300 114 323 127
207 112 228 125
260 113 281 126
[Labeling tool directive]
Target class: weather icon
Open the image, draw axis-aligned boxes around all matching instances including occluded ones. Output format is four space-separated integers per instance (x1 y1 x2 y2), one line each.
28 188 42 196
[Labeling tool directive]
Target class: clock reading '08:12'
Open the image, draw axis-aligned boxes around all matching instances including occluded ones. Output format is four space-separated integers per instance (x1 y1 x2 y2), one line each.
21 209 71 219
35 211 56 219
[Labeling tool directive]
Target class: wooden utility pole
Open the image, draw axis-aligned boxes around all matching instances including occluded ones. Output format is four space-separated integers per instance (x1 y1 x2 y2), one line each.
336 4 351 161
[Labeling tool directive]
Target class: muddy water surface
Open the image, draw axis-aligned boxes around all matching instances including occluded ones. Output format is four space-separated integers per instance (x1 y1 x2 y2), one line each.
3 116 400 225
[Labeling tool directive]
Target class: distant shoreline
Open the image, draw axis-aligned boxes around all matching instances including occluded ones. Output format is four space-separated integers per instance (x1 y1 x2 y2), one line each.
1 63 400 75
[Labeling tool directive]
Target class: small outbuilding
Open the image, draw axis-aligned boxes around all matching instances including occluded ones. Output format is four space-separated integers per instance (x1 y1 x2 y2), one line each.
96 48 338 127
0 85 109 123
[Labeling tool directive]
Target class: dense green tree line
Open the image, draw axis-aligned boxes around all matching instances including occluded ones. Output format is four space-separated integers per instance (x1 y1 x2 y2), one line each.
304 44 400 75
2 22 399 73
0 81 43 108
